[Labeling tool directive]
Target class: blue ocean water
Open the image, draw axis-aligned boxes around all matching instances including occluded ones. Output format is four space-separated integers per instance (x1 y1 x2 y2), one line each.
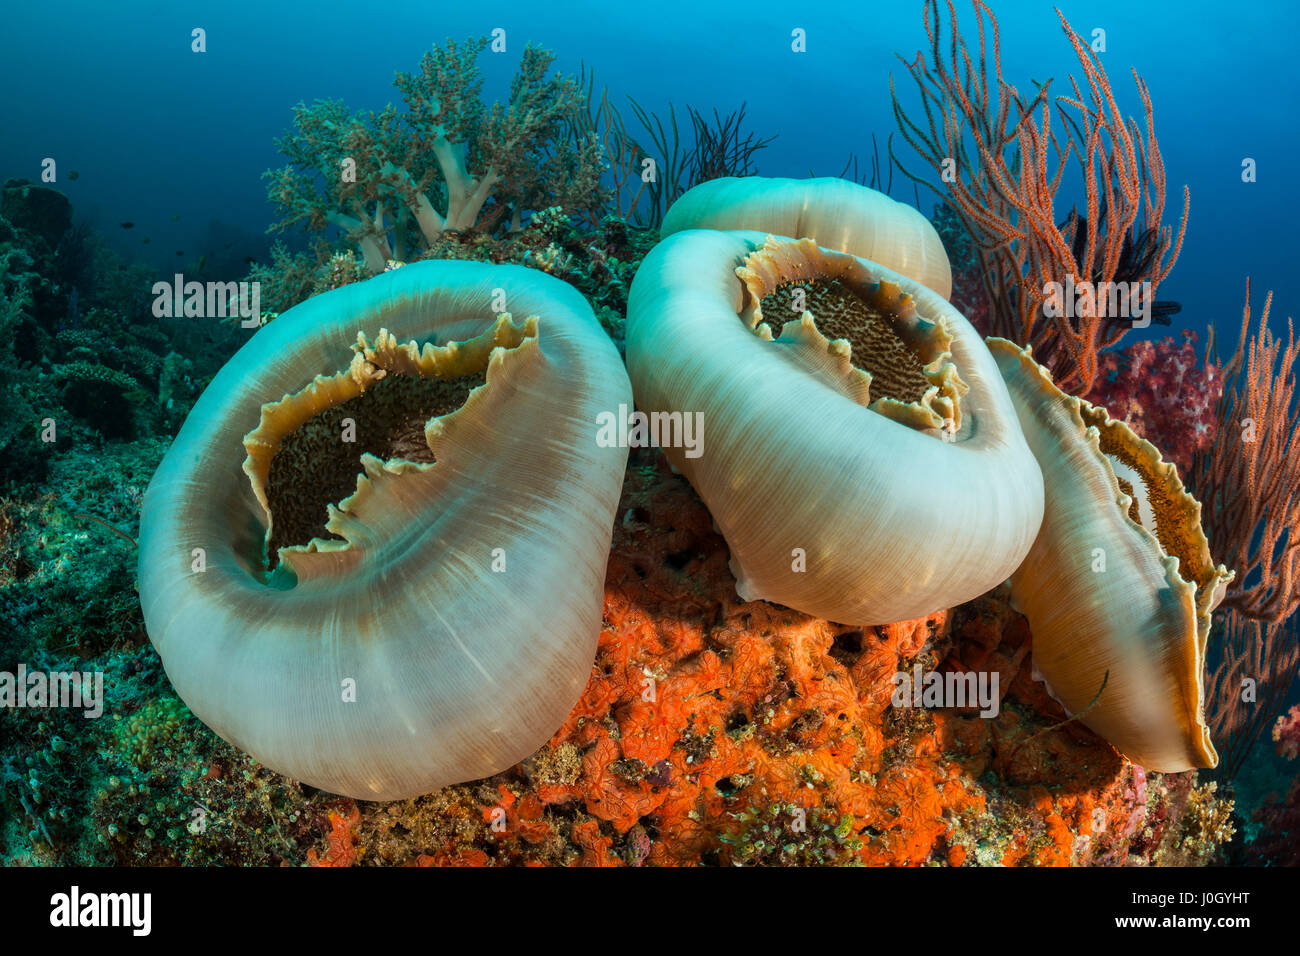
2 0 1296 337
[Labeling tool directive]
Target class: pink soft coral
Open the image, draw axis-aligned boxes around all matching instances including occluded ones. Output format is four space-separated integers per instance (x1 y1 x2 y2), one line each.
1084 331 1223 475
1275 703 1300 761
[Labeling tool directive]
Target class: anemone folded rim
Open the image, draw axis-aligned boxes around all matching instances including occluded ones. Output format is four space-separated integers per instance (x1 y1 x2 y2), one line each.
625 228 1043 626
990 337 1233 772
661 176 953 299
138 261 631 800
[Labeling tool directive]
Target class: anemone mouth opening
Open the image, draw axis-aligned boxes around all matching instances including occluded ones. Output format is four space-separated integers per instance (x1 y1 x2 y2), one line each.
758 277 935 406
264 369 485 565
736 236 968 434
241 316 534 573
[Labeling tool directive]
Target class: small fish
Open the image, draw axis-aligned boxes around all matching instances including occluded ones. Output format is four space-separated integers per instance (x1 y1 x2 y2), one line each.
142 237 150 244
223 242 233 248
176 250 184 256
68 170 80 181
245 256 258 266
198 255 207 270
171 213 180 222
119 221 134 229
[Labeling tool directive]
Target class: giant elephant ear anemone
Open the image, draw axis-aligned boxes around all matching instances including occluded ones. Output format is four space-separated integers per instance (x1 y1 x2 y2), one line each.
990 337 1232 772
661 175 954 299
137 261 631 800
624 227 1044 626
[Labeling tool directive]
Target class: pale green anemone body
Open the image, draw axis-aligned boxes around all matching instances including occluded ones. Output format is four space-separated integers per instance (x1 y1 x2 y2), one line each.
626 226 1044 625
139 261 630 800
662 176 953 298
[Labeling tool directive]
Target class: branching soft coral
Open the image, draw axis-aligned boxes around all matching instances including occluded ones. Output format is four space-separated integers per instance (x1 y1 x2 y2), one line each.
265 101 419 272
265 37 606 272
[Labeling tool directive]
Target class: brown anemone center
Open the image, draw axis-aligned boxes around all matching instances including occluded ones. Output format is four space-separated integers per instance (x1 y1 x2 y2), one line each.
265 370 484 563
759 277 933 405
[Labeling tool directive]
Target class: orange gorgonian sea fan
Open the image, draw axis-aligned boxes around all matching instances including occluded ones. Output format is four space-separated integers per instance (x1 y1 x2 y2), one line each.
1205 610 1298 779
891 0 1188 394
1195 282 1299 780
1190 281 1300 626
